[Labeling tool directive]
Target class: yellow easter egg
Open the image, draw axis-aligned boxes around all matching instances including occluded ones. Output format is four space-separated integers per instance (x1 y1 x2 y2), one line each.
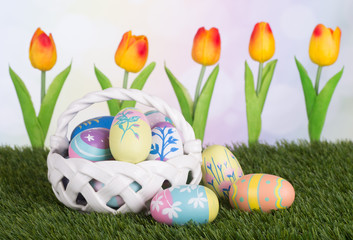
201 145 244 199
109 108 152 163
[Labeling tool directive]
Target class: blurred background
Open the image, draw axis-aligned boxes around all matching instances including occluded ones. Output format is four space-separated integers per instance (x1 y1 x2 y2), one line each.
1 0 352 147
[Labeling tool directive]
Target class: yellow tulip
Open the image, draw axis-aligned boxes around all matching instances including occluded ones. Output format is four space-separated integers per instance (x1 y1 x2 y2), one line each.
249 22 275 63
29 28 57 71
309 24 341 66
115 31 148 73
192 27 221 66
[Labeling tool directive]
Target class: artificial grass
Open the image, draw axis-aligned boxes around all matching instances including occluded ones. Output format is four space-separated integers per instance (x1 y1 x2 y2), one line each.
0 141 352 240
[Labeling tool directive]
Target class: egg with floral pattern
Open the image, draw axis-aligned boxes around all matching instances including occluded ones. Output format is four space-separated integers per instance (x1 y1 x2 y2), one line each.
144 110 173 128
147 122 183 161
201 145 244 199
109 108 152 163
68 128 113 161
229 173 295 212
70 116 114 140
150 185 219 225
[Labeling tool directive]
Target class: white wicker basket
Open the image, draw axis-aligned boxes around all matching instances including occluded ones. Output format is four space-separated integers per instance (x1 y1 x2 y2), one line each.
47 87 202 214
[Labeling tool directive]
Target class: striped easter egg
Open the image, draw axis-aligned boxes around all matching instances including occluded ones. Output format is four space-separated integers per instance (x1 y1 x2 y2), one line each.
229 174 295 212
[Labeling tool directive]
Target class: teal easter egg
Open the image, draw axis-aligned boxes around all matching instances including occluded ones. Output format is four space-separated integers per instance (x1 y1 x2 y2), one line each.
68 128 113 161
150 185 219 225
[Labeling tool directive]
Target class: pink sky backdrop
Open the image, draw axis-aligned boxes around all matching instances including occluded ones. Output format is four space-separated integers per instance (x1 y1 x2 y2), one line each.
1 0 353 147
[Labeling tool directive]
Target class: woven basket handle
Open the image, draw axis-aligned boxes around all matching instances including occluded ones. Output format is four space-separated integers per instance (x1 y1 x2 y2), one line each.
50 87 201 156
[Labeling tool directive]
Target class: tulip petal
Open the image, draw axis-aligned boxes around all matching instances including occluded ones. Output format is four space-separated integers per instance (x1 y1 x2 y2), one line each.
94 66 120 115
119 38 148 73
115 31 131 67
193 65 219 142
9 67 44 147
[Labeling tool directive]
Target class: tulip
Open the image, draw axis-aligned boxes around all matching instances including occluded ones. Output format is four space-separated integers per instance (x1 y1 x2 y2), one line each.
248 22 275 95
29 27 57 103
29 28 57 71
249 22 275 63
309 24 341 67
192 27 221 66
114 31 149 89
192 27 221 113
308 24 341 94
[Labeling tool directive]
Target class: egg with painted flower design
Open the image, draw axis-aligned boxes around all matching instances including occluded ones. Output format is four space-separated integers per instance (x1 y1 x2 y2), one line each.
109 108 152 163
147 122 183 161
201 145 244 199
229 173 295 212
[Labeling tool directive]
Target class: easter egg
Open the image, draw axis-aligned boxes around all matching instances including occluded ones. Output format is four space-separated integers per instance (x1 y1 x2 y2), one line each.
150 185 219 225
229 173 295 212
109 108 152 163
201 145 244 199
70 116 114 140
89 180 142 209
144 110 173 128
68 128 113 161
147 122 183 161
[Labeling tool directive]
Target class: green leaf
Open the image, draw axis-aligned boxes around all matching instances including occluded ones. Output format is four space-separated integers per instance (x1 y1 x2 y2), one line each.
121 62 156 109
164 64 193 125
308 67 344 141
38 64 71 138
295 57 316 118
193 65 219 142
9 67 44 148
245 61 261 144
258 59 277 112
94 65 120 115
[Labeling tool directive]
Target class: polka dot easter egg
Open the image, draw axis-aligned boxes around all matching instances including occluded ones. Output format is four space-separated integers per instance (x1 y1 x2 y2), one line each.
68 128 113 161
201 145 244 199
70 116 114 140
144 110 173 128
109 108 152 163
229 173 295 212
147 122 183 161
150 185 219 225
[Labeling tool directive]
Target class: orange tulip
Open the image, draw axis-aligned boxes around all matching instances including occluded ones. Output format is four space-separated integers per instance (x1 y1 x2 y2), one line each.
29 28 57 71
249 22 275 63
309 24 341 67
115 31 148 73
192 27 221 66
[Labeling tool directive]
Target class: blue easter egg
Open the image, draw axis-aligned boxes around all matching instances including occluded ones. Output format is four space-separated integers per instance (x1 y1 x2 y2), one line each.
70 116 114 140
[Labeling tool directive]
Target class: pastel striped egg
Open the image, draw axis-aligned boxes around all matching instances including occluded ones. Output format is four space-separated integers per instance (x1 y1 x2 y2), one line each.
109 108 152 163
70 116 114 140
68 128 113 161
229 174 295 212
150 185 219 225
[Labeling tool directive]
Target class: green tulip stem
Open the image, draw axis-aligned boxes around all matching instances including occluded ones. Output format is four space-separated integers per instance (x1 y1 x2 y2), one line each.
193 65 206 113
123 70 129 89
315 66 323 95
41 71 46 104
256 62 264 96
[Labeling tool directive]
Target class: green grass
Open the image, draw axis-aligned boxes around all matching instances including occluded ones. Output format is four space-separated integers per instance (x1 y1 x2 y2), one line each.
0 141 352 240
